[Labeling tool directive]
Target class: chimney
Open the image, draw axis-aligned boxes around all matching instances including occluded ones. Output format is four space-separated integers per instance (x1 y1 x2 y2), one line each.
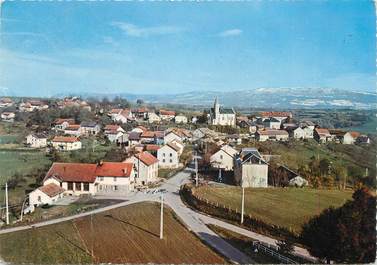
97 160 104 166
123 168 128 175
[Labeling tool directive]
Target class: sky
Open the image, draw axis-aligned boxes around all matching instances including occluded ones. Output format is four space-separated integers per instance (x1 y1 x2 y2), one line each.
0 0 375 97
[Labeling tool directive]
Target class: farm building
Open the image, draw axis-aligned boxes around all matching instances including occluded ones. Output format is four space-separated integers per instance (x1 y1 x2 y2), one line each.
210 145 238 171
255 129 289 142
51 136 82 151
29 183 65 208
124 151 159 186
26 133 48 148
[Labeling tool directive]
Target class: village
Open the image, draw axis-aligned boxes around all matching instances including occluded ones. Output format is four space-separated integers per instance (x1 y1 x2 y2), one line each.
0 95 375 264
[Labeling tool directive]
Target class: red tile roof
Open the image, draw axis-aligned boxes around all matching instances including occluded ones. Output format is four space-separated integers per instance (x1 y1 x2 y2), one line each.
54 118 75 125
52 136 80 143
260 111 292 118
145 144 161 151
39 183 65 197
110 108 123 114
45 163 97 183
349 131 361 138
160 109 175 116
135 151 158 166
257 129 289 136
65 124 81 131
315 128 331 136
141 131 155 138
136 126 148 132
104 124 120 131
95 162 133 177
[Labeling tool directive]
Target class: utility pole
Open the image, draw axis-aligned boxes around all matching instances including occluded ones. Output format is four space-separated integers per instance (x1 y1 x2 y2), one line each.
241 187 245 224
195 152 198 187
5 182 9 225
365 167 369 177
160 193 164 239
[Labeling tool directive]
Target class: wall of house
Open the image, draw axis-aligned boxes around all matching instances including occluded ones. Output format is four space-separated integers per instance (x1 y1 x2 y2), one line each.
95 175 134 192
29 189 52 206
158 146 179 168
62 181 96 195
210 150 234 171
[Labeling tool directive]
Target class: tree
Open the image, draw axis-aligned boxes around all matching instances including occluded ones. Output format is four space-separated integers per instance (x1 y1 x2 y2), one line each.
197 110 209 124
301 188 376 263
277 237 295 255
136 99 144 105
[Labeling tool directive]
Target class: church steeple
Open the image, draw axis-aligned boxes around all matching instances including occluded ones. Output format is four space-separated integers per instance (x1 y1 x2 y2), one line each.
214 96 220 116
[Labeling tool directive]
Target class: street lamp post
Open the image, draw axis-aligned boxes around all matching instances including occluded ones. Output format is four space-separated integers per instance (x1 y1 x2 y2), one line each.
241 187 245 224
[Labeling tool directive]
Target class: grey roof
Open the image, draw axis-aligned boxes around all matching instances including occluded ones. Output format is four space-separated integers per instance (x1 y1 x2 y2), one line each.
210 107 235 115
240 148 261 158
80 121 98 127
31 133 48 139
128 131 141 140
265 117 280 123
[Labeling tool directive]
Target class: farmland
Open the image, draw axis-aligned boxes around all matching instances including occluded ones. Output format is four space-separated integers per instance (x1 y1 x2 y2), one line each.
0 202 225 264
192 186 352 233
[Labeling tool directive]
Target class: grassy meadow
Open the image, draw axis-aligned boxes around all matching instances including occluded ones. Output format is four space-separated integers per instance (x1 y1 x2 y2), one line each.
193 186 352 233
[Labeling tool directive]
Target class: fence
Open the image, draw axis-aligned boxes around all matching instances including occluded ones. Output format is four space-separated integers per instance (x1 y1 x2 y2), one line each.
180 184 299 241
253 241 298 264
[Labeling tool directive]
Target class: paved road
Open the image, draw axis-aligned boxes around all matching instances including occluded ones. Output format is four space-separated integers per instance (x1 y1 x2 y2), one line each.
0 167 316 263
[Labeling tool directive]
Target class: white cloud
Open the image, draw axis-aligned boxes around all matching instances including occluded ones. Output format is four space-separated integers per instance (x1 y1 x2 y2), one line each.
218 29 242 37
111 22 184 37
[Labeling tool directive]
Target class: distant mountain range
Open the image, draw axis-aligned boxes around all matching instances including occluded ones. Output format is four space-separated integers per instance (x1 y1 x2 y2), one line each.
59 87 376 109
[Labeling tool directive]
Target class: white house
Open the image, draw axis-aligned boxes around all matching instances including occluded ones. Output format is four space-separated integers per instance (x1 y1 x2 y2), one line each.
29 183 65 207
164 131 183 144
51 136 82 151
159 110 176 121
256 130 289 142
234 148 268 188
26 133 48 148
112 109 132 124
259 111 292 123
80 121 101 136
41 162 135 196
157 143 180 168
1 112 15 122
124 151 159 186
104 125 125 142
314 128 332 143
19 100 49 112
209 97 236 126
175 115 188 124
0 98 13 108
210 145 238 171
287 127 305 139
147 112 161 123
53 118 75 131
64 125 81 137
302 126 314 139
263 118 281 130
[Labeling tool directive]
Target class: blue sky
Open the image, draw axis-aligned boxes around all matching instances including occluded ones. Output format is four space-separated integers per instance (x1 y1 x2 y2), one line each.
0 0 375 97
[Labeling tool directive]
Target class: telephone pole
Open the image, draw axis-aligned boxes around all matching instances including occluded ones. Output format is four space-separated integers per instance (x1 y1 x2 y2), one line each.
160 193 164 239
5 182 9 225
241 187 245 224
195 152 198 187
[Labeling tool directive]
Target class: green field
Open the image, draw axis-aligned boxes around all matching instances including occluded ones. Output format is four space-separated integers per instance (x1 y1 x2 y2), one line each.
0 150 51 183
0 202 225 264
193 186 352 233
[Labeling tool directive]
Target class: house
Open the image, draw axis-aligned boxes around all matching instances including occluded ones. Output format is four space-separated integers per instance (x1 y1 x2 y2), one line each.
302 126 314 139
147 112 161 123
19 100 49 112
269 164 308 187
170 139 184 155
140 131 156 144
132 126 148 134
26 133 48 148
159 109 176 121
104 125 125 142
210 145 238 171
193 127 218 141
175 115 188 124
238 119 257 133
263 118 281 129
191 116 198 124
145 144 160 155
227 134 242 145
132 107 149 119
128 131 142 146
53 118 75 131
51 136 82 151
64 125 81 137
343 131 360 144
42 161 135 196
314 128 332 143
209 97 236 126
286 126 305 139
112 109 132 124
58 97 91 111
164 131 183 144
255 130 289 142
80 121 101 136
1 112 15 122
29 183 65 208
234 148 268 188
124 151 159 186
157 143 181 168
356 135 371 144
0 98 13 108
299 120 315 130
259 111 292 122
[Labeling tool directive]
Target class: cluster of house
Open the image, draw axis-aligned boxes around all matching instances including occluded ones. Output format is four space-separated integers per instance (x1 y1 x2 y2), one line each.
0 98 50 122
56 97 91 111
27 128 190 210
210 144 307 188
108 107 189 124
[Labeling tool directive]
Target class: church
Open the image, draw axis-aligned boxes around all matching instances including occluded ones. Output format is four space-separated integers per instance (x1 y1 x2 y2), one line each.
208 97 236 126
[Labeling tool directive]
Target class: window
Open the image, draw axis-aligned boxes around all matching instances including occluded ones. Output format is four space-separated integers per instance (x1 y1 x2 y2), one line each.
38 196 41 202
83 183 89 191
170 153 172 157
99 177 104 181
170 159 172 163
163 153 166 157
220 155 223 159
67 182 73 190
114 185 118 191
75 182 81 191
163 159 165 163
114 177 117 182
